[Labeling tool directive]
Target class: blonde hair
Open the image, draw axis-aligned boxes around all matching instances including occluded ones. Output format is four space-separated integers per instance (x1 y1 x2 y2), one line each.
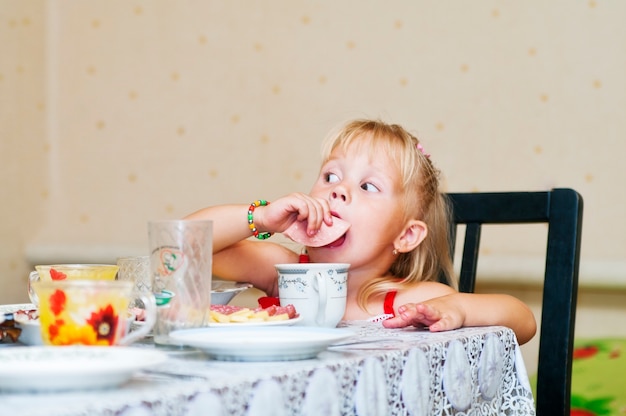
320 119 457 311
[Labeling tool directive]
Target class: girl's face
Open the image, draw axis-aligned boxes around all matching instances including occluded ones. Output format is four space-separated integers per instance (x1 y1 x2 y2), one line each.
308 139 407 270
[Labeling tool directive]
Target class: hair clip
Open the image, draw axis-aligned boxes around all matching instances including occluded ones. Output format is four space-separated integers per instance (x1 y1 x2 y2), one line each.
416 143 430 158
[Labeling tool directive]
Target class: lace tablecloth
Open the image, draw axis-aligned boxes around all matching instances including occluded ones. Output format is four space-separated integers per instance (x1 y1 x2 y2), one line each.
2 324 535 416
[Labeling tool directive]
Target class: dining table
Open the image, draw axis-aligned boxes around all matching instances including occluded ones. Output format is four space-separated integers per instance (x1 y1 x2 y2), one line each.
1 319 536 416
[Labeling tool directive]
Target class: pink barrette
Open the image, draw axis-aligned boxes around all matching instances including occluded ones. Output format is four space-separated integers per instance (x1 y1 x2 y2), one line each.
417 143 430 158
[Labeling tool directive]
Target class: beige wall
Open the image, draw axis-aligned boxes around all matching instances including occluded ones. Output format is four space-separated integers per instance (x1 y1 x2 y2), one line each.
1 1 47 302
2 1 625 364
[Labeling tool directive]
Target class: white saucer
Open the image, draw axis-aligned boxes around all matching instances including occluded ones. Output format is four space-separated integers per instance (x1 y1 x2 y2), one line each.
0 346 167 392
0 303 36 314
169 326 354 361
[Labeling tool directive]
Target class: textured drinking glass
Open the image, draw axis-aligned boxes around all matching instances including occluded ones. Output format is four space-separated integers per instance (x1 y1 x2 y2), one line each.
148 220 213 345
117 256 151 308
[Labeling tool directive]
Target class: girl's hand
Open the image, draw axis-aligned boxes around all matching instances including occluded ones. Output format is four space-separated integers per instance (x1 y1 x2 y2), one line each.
258 193 333 236
382 295 466 332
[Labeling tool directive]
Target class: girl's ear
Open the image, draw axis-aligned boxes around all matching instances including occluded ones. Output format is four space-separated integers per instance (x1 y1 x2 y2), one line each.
394 220 428 253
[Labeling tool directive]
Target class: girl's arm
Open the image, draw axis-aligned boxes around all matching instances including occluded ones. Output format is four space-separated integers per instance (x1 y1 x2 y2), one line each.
383 289 537 345
183 193 333 296
185 204 261 253
184 193 333 253
184 204 290 296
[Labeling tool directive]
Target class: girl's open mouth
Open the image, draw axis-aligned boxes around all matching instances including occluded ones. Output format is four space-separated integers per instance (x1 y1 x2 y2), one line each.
324 232 347 248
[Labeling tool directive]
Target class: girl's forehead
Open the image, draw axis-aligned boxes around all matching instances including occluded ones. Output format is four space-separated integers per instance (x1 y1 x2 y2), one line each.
328 134 397 163
327 140 402 181
327 146 381 168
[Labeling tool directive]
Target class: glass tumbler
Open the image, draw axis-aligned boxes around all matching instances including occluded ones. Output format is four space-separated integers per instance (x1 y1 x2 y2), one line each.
148 220 213 345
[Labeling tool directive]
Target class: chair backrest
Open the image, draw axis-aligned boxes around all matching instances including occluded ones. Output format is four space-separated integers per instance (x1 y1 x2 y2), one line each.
445 188 583 416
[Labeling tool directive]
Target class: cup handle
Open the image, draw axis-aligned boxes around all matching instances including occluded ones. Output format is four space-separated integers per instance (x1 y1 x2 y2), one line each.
27 271 40 305
315 272 328 326
119 292 157 346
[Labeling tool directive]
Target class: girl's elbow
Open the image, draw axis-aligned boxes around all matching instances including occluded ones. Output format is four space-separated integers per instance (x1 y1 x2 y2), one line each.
516 313 537 345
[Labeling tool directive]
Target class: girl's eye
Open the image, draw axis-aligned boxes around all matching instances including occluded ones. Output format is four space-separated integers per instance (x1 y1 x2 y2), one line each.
361 182 380 193
325 173 339 183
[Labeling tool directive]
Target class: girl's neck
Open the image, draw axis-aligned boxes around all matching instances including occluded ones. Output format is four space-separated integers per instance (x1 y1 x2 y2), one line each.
344 266 392 310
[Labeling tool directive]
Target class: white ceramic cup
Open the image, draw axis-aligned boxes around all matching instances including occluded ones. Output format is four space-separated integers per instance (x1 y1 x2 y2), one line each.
275 263 349 328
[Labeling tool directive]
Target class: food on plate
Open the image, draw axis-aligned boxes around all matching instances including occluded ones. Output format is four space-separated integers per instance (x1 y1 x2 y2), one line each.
1 308 38 343
130 303 298 325
209 304 298 324
0 316 21 343
283 217 350 247
14 309 39 321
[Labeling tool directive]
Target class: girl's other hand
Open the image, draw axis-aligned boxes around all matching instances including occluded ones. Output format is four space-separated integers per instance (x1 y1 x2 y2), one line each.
382 296 466 332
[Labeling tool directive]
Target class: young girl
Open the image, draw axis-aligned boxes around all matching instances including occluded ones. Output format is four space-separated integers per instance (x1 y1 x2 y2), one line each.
185 119 537 345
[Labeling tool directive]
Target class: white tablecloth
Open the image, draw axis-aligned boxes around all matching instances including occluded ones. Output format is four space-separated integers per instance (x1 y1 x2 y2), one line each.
2 323 535 416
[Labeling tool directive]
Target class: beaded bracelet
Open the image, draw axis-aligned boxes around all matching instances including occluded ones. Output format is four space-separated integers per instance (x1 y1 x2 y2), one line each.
248 200 273 240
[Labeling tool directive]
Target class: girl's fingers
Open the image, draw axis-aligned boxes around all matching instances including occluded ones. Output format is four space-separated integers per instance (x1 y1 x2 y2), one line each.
299 196 329 235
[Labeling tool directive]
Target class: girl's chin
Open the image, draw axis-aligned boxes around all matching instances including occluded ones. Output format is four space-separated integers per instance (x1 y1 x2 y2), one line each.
308 243 349 263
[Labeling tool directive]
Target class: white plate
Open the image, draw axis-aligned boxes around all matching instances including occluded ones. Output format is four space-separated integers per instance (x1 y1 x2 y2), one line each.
0 346 167 392
0 303 36 314
169 326 354 361
209 315 303 327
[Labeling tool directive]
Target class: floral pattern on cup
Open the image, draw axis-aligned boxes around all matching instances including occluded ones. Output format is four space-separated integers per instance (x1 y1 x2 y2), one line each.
278 270 348 294
278 277 310 293
41 289 126 345
34 280 156 346
49 268 68 281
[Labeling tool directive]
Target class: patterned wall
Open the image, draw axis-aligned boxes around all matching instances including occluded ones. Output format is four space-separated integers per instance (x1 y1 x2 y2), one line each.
1 0 625 303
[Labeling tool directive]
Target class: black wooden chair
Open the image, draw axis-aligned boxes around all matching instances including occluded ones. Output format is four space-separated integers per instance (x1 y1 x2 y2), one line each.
445 188 583 416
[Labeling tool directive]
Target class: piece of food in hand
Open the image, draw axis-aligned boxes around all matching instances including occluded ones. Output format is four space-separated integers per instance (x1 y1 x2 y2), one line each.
1 308 40 343
208 304 298 324
283 217 350 247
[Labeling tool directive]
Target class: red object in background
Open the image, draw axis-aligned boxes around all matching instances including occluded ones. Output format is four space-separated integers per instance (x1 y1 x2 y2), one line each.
573 345 600 360
570 410 596 416
258 296 280 308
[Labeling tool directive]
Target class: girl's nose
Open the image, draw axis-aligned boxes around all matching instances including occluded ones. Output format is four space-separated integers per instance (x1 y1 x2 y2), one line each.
331 187 349 203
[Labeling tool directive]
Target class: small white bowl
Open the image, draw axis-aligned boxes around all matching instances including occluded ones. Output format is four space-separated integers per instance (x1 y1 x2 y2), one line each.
211 281 252 305
15 318 43 346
